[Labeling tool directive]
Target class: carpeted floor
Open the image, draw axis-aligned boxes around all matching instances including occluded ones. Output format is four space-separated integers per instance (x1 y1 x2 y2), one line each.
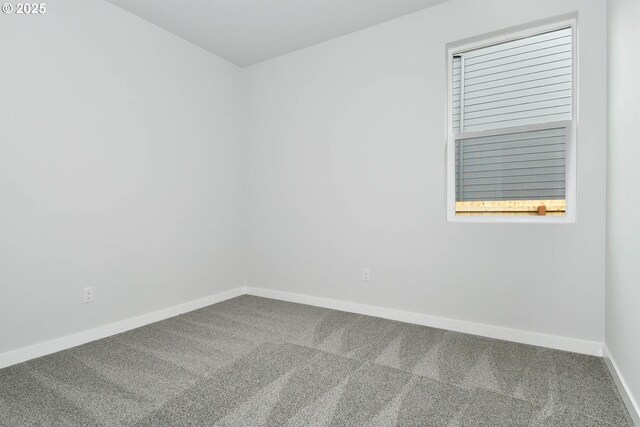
0 295 633 426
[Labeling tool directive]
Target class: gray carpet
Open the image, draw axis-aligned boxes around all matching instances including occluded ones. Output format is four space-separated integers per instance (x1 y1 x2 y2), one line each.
0 295 633 426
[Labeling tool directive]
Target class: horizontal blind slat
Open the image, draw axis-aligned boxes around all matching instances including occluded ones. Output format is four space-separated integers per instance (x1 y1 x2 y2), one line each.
465 56 570 81
462 143 565 160
463 181 565 191
462 126 566 144
463 165 565 179
465 80 571 103
464 90 570 113
463 99 571 121
466 61 570 89
465 44 571 72
463 28 571 62
463 173 566 185
463 135 565 151
465 67 571 93
460 189 565 200
463 113 570 133
461 150 565 167
465 75 571 99
462 158 565 173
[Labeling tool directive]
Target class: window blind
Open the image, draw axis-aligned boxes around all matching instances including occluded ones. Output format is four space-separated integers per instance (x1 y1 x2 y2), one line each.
452 27 572 204
453 27 572 134
455 126 566 201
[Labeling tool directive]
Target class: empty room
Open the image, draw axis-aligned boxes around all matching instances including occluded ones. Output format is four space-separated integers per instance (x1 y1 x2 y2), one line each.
1 0 638 425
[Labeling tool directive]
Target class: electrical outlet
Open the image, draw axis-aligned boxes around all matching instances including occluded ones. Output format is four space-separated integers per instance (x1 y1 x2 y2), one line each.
83 287 94 303
362 268 370 282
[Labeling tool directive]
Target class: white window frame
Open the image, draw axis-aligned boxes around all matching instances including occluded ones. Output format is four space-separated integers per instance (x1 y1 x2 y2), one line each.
446 16 577 223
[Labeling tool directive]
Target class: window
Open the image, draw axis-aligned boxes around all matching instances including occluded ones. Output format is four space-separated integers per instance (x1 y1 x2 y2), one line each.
447 21 576 221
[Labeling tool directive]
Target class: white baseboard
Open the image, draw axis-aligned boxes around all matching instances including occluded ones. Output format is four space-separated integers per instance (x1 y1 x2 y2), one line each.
0 285 605 370
245 287 603 356
604 345 640 426
0 286 246 369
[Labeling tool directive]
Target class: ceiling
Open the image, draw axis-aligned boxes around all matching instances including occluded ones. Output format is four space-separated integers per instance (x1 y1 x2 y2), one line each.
106 0 447 67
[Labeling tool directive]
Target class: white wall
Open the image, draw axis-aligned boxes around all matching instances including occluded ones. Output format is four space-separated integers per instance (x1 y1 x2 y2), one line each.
0 0 610 360
0 0 243 353
243 0 607 344
606 0 640 416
